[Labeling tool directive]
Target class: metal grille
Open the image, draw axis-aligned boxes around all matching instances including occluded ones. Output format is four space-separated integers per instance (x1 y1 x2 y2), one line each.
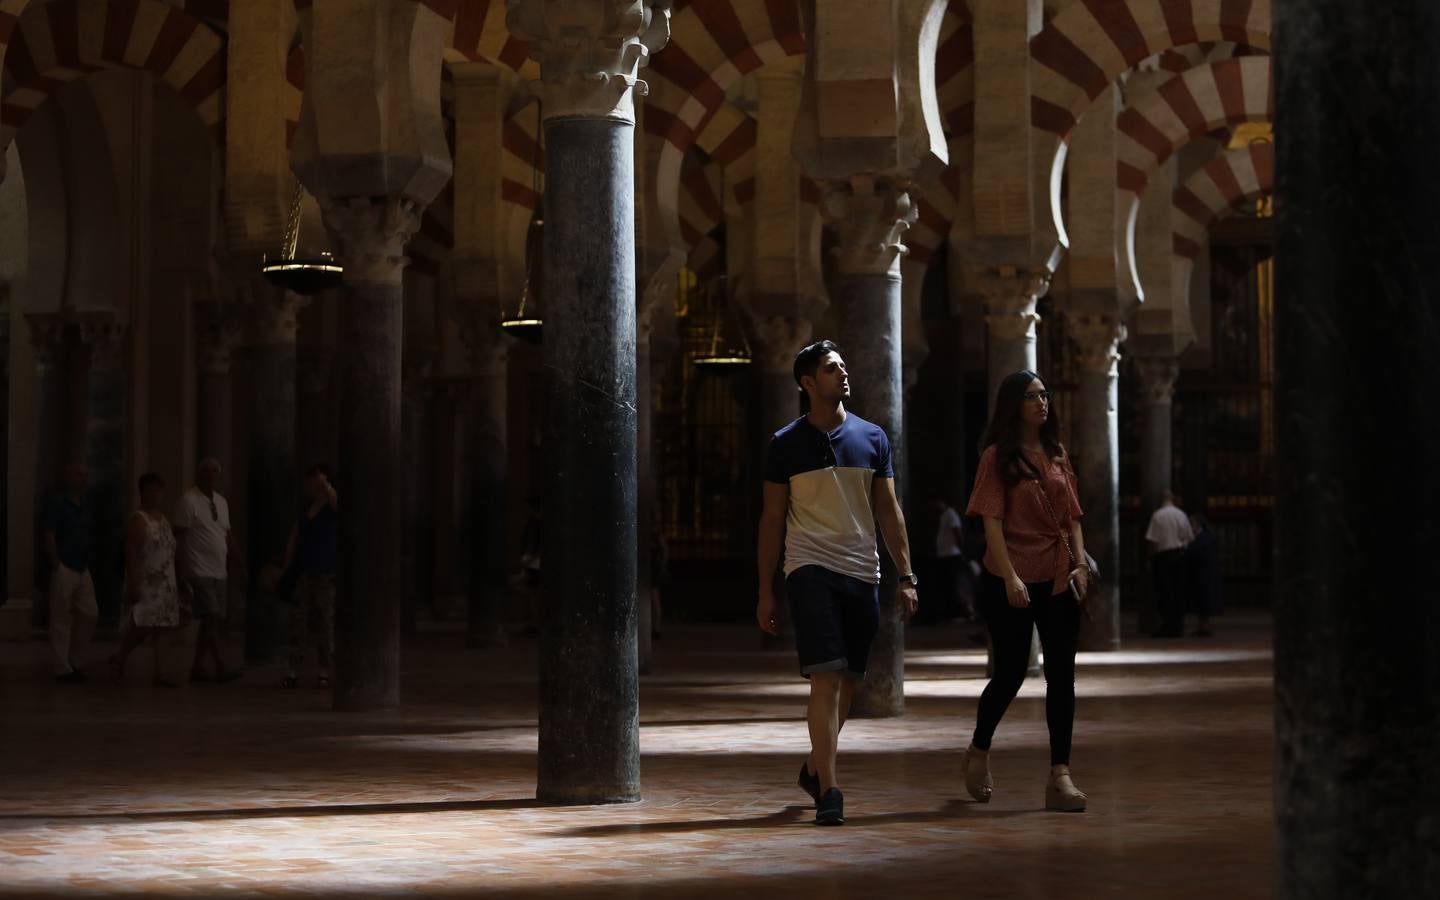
655 273 756 560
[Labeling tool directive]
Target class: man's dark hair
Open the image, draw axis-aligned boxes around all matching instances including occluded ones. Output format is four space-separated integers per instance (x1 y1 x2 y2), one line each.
305 463 331 481
792 340 841 387
138 472 164 493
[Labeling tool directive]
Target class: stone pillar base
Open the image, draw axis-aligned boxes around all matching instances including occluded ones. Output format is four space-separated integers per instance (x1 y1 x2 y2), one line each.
0 599 33 641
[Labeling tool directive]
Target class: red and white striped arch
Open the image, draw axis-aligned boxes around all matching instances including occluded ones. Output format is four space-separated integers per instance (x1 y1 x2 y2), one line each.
1172 140 1272 260
909 165 961 267
445 0 537 77
1117 55 1270 298
1028 0 1271 266
1 0 226 151
935 0 972 140
1116 56 1271 199
1171 140 1272 333
644 0 805 251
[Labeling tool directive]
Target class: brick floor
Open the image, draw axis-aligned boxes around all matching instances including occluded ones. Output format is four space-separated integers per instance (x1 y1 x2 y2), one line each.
0 616 1274 898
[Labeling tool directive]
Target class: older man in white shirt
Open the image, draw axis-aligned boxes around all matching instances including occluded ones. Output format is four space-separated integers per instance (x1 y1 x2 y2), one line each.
173 458 244 681
1145 490 1194 638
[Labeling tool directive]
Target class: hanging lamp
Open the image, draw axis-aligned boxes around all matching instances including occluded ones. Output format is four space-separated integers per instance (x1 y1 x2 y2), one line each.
260 180 343 295
502 100 545 343
693 275 752 369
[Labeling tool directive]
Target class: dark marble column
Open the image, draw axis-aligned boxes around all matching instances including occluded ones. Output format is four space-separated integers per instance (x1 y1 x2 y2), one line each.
1273 1 1440 894
429 378 471 622
194 302 243 470
296 344 337 473
742 312 815 650
400 366 433 637
1069 314 1125 651
76 313 127 630
1132 355 1178 636
535 116 640 801
323 197 420 712
823 175 916 719
465 336 509 650
634 315 655 674
26 315 65 626
508 0 669 806
0 302 7 605
244 287 306 663
457 298 515 648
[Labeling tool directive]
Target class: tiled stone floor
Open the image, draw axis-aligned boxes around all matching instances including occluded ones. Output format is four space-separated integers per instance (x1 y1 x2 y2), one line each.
0 616 1275 898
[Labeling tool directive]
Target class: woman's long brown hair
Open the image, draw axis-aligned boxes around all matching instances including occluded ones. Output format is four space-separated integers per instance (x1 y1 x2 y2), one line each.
980 370 1065 487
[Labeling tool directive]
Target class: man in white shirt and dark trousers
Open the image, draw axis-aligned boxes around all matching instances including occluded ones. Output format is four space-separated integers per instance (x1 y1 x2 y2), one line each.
1145 490 1194 638
173 458 244 681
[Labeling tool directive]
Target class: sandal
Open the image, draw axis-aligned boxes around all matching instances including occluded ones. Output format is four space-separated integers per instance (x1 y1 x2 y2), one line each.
279 675 299 689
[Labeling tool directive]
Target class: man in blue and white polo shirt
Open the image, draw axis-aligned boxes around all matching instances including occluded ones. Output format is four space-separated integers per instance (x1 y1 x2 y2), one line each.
756 340 919 826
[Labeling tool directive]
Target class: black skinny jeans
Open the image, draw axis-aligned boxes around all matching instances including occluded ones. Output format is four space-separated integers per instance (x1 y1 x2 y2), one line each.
971 570 1080 766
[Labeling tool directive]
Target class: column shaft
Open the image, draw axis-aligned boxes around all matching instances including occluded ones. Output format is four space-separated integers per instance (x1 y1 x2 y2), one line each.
1072 349 1121 650
634 329 653 674
400 377 432 635
536 116 640 803
245 321 298 663
333 276 404 711
83 327 126 630
835 270 905 717
28 319 64 626
467 359 508 648
1274 0 1440 893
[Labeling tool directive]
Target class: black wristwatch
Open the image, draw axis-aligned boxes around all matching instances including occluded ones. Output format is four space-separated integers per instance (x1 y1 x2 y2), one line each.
898 573 919 587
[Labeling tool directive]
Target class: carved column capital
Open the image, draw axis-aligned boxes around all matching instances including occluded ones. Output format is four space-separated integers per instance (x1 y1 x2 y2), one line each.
321 196 424 287
742 312 813 376
194 301 245 375
977 265 1050 341
74 311 127 371
1068 314 1128 376
248 285 311 345
821 174 917 275
25 313 66 371
452 296 511 376
1133 355 1181 405
506 0 672 122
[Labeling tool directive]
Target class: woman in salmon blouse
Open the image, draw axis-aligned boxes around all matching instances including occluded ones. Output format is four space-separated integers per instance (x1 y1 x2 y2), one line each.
962 370 1091 812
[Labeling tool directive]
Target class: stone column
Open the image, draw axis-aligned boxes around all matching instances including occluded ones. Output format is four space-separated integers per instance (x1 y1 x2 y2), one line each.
462 328 509 649
1132 355 1178 638
1132 356 1179 518
1069 314 1125 651
194 302 243 469
743 314 813 650
506 0 671 805
76 313 127 630
399 358 433 636
0 298 7 610
822 174 917 719
322 197 421 712
429 377 471 622
296 344 337 475
26 315 65 627
1274 2 1440 894
977 267 1048 400
634 310 655 673
244 286 306 662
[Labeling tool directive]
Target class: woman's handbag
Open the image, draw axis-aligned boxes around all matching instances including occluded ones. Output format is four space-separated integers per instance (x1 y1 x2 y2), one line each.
1026 453 1099 610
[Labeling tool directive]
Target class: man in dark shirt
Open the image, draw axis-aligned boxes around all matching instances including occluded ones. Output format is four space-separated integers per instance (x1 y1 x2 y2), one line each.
44 463 96 683
756 341 919 825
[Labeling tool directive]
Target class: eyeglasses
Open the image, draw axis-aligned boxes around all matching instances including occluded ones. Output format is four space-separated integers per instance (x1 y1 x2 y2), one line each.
208 498 218 522
1023 390 1051 403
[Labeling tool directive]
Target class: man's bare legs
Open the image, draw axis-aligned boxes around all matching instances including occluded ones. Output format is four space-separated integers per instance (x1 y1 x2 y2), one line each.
805 672 855 791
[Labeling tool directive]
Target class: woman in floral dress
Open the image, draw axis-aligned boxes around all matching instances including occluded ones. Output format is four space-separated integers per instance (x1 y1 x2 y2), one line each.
109 472 184 681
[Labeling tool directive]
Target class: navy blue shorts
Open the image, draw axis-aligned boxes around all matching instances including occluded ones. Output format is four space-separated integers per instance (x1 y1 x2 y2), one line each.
787 565 880 678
